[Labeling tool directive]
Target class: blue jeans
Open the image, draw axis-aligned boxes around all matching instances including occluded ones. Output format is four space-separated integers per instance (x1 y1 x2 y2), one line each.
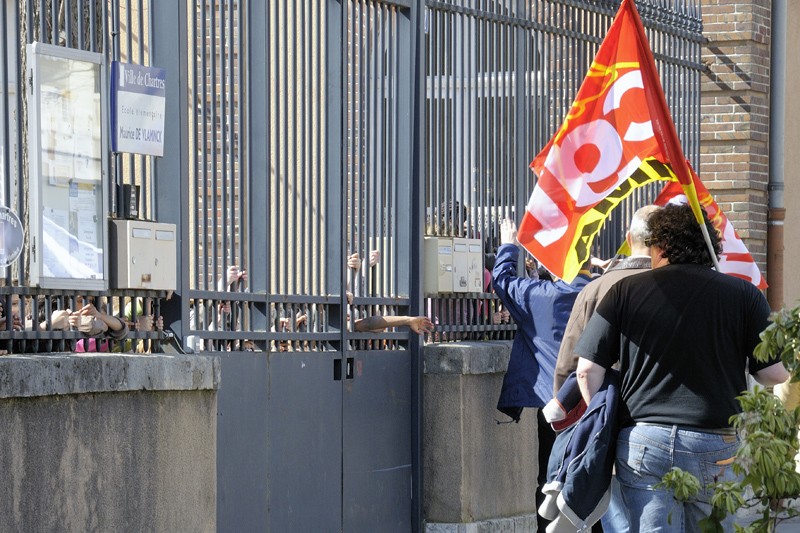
601 475 630 533
615 424 740 533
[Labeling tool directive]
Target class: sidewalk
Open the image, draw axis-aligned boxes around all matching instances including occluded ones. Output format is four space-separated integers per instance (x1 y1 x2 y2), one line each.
737 516 800 531
737 501 800 532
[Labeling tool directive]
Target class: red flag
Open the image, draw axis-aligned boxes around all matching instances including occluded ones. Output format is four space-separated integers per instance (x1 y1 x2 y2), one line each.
518 0 702 281
654 167 767 289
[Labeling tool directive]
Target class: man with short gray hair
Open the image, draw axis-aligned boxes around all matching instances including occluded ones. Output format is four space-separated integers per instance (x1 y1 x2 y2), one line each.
554 204 660 396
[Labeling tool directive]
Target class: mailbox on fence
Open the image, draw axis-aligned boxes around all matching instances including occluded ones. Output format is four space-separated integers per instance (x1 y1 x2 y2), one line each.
424 236 483 294
110 219 176 290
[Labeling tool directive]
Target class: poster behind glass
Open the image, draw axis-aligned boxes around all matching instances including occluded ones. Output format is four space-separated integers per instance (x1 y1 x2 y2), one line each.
27 43 107 289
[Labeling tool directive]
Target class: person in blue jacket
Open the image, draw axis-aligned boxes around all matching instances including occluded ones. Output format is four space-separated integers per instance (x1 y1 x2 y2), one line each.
492 217 592 532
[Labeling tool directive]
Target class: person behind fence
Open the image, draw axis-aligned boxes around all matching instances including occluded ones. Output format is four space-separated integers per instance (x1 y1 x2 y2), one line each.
21 295 128 353
492 217 593 533
0 297 22 331
347 249 381 299
117 297 165 353
573 203 789 533
187 265 248 352
73 297 130 352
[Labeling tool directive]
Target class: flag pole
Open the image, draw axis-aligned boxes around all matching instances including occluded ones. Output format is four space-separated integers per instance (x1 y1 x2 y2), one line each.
626 0 721 271
700 223 722 272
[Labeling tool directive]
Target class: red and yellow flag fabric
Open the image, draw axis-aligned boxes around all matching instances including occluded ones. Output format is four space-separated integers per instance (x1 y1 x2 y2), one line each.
653 166 768 289
517 0 702 281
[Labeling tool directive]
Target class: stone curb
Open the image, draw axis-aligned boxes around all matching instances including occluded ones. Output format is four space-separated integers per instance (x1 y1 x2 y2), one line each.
424 341 512 375
0 354 220 399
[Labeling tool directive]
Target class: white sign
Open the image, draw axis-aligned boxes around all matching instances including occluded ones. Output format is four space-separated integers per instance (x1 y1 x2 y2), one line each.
111 61 167 156
0 207 23 267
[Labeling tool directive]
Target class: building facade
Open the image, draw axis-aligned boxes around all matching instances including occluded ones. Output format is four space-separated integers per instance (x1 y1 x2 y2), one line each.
701 0 798 310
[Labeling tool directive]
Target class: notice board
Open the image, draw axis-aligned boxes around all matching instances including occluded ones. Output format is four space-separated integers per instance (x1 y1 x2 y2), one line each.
26 42 108 289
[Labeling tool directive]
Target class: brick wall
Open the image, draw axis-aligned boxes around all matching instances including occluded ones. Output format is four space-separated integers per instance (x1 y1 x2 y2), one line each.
700 0 771 272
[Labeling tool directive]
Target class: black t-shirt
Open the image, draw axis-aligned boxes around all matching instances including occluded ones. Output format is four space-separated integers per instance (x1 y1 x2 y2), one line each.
574 263 777 429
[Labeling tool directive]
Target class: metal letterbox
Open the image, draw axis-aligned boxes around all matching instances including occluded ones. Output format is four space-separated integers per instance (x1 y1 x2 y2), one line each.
452 238 469 293
110 219 176 290
467 240 484 292
424 237 453 294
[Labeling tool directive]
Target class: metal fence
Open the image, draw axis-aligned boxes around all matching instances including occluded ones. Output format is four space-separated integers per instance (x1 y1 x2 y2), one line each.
423 0 704 341
0 0 704 352
0 0 165 353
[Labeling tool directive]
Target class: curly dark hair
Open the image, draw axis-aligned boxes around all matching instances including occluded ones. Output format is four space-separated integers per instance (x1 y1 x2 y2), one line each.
647 204 722 266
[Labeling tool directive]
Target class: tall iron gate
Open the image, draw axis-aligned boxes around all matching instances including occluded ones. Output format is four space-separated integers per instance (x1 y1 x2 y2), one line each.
0 0 704 531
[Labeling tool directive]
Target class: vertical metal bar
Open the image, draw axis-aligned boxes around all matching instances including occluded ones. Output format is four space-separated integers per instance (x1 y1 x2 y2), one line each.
201 0 209 291
409 0 425 524
228 0 237 280
280 0 288 294
514 0 527 246
64 0 71 47
299 0 308 295
147 0 153 64
219 0 229 278
38 0 46 43
376 3 386 295
0 0 9 224
490 12 499 221
432 7 439 236
291 0 298 295
77 0 85 50
314 0 321 296
326 0 344 342
430 7 438 237
388 6 397 297
346 0 355 304
150 0 189 350
238 0 246 299
211 0 219 294
478 7 486 238
291 2 308 296
502 18 509 218
17 1 26 286
355 0 363 295
91 0 98 53
465 11 475 245
111 0 122 217
359 0 368 297
191 0 198 292
51 0 58 45
365 1 374 296
445 7 452 235
247 0 268 347
137 0 147 219
126 0 135 208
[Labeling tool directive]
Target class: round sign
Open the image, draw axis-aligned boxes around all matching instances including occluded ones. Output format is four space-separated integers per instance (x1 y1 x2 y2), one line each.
0 206 24 267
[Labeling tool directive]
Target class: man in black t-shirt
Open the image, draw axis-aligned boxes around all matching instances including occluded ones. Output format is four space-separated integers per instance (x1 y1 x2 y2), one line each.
573 204 788 533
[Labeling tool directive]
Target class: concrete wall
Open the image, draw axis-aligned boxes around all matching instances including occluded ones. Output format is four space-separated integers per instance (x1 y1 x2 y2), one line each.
423 341 539 532
0 354 219 533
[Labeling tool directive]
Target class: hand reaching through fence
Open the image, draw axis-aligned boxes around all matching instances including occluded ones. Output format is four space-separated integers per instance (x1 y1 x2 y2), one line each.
354 315 433 334
219 265 248 291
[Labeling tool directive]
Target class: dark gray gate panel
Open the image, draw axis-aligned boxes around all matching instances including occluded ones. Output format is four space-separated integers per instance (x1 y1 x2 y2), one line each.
216 352 269 532
268 352 344 532
343 351 412 532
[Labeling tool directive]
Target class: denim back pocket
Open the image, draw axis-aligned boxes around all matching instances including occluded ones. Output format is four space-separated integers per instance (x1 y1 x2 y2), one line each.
698 443 741 496
616 440 647 485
